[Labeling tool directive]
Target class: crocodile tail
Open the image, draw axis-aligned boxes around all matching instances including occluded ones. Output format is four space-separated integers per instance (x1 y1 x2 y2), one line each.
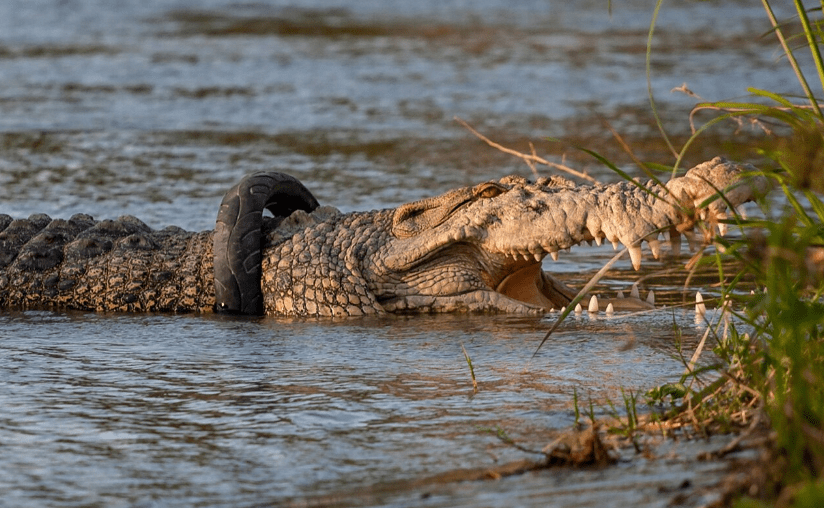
214 172 319 315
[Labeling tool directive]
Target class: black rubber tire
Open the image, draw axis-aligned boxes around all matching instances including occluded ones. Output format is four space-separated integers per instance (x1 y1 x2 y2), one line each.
213 172 319 315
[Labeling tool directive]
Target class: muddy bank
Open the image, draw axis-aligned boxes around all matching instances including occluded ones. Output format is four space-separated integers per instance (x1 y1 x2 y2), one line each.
286 424 772 508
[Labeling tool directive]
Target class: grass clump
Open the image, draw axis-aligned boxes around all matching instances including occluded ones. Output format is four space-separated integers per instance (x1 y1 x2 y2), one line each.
636 1 824 505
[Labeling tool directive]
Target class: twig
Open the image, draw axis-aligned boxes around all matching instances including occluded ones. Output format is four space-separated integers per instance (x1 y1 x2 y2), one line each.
698 410 765 460
454 116 598 184
671 82 703 100
601 118 649 175
688 104 783 134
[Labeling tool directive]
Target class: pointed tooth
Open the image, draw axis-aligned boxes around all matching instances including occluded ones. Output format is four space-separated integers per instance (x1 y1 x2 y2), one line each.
550 251 559 261
684 230 698 252
588 295 599 313
646 290 655 306
605 302 614 315
648 238 661 260
630 283 640 300
670 230 682 257
534 252 543 262
716 211 728 236
612 240 619 251
735 205 748 220
594 236 603 247
574 303 583 314
628 245 642 270
616 290 624 299
695 292 706 316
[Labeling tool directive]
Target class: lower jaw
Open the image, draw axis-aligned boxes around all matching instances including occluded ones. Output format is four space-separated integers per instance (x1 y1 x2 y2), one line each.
379 291 548 314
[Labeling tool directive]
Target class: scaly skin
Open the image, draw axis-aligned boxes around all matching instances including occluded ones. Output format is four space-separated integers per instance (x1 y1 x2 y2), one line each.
0 157 769 316
258 157 770 316
0 213 215 312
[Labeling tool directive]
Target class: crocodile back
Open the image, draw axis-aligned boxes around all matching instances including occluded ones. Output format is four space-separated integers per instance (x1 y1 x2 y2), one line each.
0 214 215 312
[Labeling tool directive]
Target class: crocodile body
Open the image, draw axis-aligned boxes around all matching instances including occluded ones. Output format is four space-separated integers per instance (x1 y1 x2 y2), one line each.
0 157 769 316
0 213 214 312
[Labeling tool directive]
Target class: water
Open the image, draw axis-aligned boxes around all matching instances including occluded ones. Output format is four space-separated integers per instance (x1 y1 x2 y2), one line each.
0 1 786 506
1 310 729 507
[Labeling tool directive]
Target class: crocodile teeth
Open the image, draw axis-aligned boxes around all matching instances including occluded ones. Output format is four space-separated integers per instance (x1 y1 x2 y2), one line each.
511 252 530 262
670 230 682 257
648 238 661 260
616 290 624 299
646 290 655 305
594 236 603 247
588 295 599 313
684 230 698 252
716 211 728 236
630 283 640 300
533 252 543 262
550 251 559 261
605 302 614 314
627 244 642 270
574 303 583 314
735 205 748 220
695 292 706 316
612 240 620 251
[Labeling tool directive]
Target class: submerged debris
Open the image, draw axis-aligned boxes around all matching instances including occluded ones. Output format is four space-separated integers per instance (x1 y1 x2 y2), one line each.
542 426 616 467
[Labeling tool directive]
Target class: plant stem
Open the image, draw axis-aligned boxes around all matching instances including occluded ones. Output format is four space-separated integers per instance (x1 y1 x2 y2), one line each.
461 343 478 393
795 0 824 101
761 0 823 118
646 0 680 160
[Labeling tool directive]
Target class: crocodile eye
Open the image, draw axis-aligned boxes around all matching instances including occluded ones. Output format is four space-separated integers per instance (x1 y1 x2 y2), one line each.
474 182 507 199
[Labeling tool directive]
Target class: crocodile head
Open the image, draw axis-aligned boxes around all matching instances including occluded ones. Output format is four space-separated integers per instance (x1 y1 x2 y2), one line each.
370 157 770 314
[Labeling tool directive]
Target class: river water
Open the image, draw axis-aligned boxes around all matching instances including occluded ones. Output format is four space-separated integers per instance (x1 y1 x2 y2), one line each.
0 0 793 506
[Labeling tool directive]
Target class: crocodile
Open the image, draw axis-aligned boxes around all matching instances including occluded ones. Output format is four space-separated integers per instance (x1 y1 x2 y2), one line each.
0 157 768 316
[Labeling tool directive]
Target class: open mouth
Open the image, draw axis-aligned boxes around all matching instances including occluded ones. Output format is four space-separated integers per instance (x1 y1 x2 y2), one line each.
494 261 576 310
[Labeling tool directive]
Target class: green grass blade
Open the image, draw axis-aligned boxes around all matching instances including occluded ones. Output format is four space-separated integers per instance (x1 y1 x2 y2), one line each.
794 0 824 98
646 0 679 158
762 0 823 118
